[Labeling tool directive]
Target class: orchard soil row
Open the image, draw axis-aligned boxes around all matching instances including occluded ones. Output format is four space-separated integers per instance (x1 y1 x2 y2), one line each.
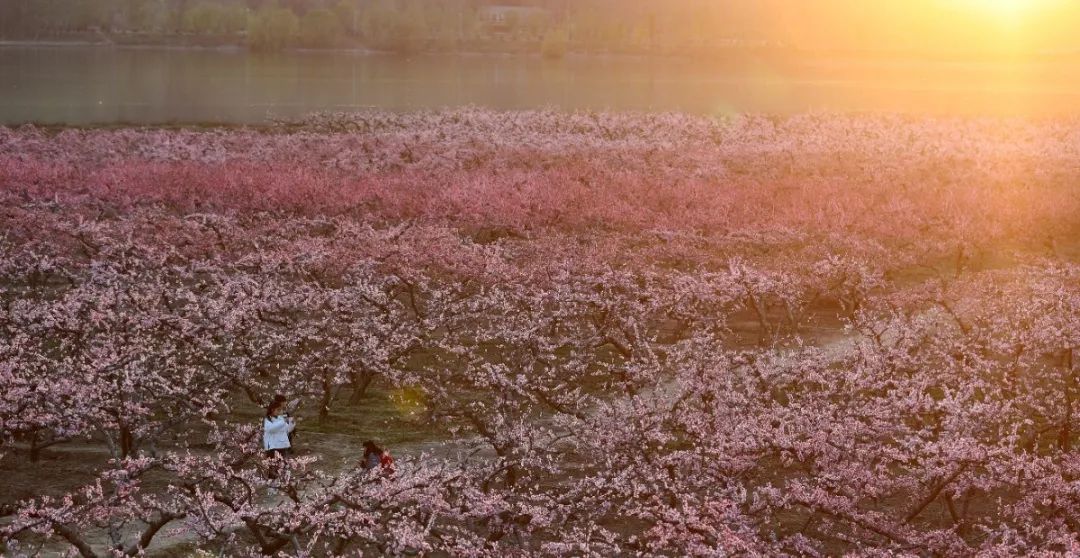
1 110 1079 556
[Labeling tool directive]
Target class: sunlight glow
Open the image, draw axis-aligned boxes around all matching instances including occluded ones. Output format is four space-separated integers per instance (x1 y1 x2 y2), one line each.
952 0 1063 21
973 0 1039 16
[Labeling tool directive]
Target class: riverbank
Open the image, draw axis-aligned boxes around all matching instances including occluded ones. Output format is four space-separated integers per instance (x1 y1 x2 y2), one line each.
0 34 790 60
5 33 1080 65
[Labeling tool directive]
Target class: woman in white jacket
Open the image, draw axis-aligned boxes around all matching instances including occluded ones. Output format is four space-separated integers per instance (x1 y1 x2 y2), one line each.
263 396 296 459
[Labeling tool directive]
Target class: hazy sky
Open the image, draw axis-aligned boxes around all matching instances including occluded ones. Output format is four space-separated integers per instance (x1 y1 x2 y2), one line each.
749 0 1080 54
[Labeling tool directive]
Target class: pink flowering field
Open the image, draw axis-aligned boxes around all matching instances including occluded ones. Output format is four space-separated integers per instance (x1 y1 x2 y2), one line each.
1 109 1079 556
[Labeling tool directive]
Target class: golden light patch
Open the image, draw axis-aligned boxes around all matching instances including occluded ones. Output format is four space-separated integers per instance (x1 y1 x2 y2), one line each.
390 387 427 417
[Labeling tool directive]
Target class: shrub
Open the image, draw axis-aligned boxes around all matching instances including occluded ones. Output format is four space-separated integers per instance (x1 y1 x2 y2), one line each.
247 6 300 52
182 2 246 35
361 6 425 54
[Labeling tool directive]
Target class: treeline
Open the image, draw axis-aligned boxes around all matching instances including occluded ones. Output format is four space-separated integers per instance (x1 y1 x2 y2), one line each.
0 0 787 56
5 0 1079 57
0 0 358 50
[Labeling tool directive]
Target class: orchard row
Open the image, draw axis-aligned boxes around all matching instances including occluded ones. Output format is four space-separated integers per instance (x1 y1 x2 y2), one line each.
0 111 1078 556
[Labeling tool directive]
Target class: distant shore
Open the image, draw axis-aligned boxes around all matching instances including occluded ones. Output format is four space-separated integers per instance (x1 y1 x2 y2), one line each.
2 36 1078 65
0 36 797 63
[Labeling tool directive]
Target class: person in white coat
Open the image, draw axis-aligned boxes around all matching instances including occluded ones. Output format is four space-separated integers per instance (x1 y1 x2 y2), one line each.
263 395 296 459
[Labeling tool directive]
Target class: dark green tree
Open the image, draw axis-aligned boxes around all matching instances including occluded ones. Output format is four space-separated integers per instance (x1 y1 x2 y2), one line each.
247 5 299 51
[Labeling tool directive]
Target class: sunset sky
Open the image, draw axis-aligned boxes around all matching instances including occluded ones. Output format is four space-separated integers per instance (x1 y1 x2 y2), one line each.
754 0 1080 54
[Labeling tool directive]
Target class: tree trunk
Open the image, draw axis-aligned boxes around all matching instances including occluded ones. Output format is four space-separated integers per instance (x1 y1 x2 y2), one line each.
784 301 800 334
319 378 333 425
944 493 966 538
55 524 99 558
26 433 66 462
904 463 969 523
954 244 965 278
505 464 518 488
119 426 135 459
348 370 376 405
746 292 772 342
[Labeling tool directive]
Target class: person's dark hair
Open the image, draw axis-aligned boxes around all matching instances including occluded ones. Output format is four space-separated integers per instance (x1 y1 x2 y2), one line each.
363 440 383 456
265 394 286 419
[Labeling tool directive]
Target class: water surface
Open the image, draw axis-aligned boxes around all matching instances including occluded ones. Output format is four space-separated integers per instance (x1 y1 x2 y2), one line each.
2 46 1079 124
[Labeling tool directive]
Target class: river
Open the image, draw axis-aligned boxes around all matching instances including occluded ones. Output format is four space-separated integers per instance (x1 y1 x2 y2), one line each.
2 45 1080 125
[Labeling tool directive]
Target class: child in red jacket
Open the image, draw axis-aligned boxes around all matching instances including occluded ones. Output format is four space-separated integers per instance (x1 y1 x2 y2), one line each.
361 440 395 475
